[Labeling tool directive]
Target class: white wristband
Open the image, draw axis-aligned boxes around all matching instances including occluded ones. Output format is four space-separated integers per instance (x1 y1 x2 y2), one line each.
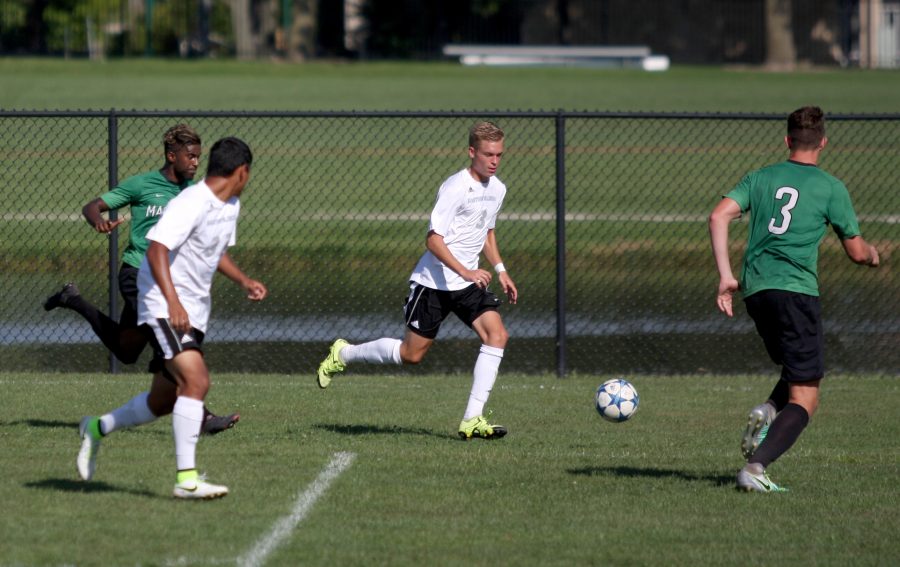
494 262 507 274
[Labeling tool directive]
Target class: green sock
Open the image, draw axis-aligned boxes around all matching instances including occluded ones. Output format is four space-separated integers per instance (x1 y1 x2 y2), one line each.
176 469 198 484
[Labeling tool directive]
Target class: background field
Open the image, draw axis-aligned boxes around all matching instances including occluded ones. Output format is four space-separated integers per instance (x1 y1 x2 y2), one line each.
0 372 898 566
3 59 900 112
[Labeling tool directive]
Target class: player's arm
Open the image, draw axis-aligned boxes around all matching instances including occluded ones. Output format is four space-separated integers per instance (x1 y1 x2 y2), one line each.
426 230 492 289
841 236 880 267
146 240 191 334
82 197 124 233
708 197 742 317
482 229 517 304
217 252 267 301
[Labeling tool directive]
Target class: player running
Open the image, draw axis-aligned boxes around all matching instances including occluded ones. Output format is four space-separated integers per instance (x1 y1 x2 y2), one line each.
76 137 265 498
316 121 518 440
44 124 238 435
709 106 880 492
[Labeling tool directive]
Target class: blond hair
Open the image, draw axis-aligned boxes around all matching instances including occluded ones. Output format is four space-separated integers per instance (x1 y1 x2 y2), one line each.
163 124 201 154
468 121 504 149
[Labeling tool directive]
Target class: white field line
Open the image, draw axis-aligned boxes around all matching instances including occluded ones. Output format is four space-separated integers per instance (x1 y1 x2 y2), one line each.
236 451 356 567
5 211 899 223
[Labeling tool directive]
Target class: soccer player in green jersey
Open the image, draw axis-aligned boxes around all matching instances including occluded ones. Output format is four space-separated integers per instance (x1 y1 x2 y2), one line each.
43 124 239 435
709 106 880 493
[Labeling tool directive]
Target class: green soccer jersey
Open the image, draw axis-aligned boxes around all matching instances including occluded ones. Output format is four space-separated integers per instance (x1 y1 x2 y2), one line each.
725 160 861 298
100 170 192 268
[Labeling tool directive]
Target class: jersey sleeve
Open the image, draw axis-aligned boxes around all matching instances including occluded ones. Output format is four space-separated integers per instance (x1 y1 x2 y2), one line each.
723 172 753 212
428 181 464 236
99 176 141 210
826 180 861 239
146 197 203 251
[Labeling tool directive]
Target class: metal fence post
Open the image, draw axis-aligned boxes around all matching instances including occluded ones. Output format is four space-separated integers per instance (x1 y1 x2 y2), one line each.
555 111 567 377
107 109 120 374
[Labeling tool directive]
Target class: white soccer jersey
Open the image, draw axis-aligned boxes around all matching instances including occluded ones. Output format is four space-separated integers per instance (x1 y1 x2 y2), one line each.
137 180 240 333
410 168 507 291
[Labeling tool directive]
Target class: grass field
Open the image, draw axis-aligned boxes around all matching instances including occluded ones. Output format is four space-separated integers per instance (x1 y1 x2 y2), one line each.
0 371 897 566
2 58 900 113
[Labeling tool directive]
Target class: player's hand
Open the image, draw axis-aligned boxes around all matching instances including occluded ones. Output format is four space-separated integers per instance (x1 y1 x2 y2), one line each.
498 271 518 304
244 279 268 301
92 218 125 234
168 301 191 335
466 268 492 289
716 277 740 317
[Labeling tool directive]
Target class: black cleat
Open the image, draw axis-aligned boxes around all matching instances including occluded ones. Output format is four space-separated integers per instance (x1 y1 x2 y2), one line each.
201 412 240 435
43 282 81 311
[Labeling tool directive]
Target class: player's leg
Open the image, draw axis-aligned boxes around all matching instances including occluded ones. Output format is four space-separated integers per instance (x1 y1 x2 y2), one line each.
456 284 508 440
316 283 442 388
44 282 129 359
145 318 226 498
738 291 822 492
145 326 239 436
740 291 784 459
113 265 151 364
166 348 228 499
76 372 172 482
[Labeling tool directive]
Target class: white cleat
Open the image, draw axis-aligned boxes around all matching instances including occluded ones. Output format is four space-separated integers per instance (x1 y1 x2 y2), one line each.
741 403 774 459
173 478 229 500
77 416 101 481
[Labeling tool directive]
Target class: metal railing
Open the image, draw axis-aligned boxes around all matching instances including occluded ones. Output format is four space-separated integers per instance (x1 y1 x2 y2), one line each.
1 110 897 377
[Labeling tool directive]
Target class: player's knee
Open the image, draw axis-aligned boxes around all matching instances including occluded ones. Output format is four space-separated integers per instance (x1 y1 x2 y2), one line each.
486 327 509 348
401 350 426 365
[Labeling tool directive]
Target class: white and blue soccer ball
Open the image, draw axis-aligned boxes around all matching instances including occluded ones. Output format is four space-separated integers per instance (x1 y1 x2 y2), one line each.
595 378 639 422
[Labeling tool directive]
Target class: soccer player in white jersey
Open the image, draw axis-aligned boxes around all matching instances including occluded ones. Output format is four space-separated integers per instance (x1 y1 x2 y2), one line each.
76 137 267 499
317 121 519 440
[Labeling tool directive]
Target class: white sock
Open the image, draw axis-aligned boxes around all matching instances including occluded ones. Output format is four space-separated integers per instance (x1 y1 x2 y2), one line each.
98 391 156 435
463 345 504 420
340 338 402 365
172 396 204 472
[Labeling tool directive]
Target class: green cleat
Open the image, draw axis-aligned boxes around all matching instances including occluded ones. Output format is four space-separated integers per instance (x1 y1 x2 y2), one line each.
317 339 348 389
736 464 788 493
458 415 507 440
741 403 774 459
77 416 101 481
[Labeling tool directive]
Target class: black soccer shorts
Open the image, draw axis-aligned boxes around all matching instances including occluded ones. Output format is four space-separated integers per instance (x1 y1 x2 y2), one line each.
403 282 501 339
744 289 824 382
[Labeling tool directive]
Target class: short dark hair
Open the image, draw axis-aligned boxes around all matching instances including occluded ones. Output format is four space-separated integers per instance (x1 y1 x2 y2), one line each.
787 106 825 150
206 137 253 177
163 124 201 154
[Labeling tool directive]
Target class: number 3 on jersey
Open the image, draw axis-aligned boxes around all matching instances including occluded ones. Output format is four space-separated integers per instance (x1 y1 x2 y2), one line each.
768 186 799 235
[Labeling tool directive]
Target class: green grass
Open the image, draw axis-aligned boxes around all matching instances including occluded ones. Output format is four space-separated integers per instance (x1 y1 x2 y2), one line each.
0 372 897 566
2 58 900 112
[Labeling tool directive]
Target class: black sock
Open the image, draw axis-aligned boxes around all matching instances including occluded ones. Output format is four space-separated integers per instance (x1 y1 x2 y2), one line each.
767 379 790 412
749 403 810 468
65 295 124 358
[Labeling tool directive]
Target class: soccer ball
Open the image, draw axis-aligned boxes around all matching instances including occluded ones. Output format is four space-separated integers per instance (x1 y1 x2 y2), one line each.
595 378 639 422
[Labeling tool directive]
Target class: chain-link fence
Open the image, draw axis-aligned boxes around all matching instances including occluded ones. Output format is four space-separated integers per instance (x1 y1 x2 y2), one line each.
1 110 897 376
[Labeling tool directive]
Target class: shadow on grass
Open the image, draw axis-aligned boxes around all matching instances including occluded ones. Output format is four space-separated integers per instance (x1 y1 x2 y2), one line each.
314 423 449 439
24 478 158 498
0 419 79 429
567 466 734 487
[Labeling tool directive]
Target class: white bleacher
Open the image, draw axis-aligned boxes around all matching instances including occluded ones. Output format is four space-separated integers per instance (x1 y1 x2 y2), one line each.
442 44 669 71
